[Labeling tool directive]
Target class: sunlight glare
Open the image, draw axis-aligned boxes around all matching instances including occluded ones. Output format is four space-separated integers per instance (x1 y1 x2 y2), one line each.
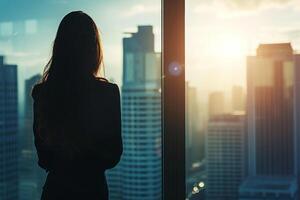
209 34 246 58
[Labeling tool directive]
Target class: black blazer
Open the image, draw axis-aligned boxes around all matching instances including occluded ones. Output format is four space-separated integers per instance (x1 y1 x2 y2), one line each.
32 79 122 200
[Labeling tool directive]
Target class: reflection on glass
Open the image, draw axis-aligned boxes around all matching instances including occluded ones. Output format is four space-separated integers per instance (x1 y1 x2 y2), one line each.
0 1 161 200
186 1 300 200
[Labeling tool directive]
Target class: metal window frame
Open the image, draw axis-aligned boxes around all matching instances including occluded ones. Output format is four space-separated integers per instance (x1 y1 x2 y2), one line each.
162 0 185 199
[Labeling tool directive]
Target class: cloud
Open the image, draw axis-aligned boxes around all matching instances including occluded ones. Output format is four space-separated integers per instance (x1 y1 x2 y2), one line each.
193 0 297 18
222 0 292 11
122 4 160 17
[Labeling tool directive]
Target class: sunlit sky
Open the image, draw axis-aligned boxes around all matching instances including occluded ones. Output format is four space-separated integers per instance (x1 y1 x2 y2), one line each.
186 0 300 97
1 0 300 113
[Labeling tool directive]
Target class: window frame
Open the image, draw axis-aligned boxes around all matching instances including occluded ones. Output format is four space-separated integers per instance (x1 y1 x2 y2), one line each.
162 0 185 199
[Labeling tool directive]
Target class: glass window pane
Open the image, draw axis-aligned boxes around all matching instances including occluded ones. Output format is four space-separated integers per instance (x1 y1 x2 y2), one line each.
186 1 299 200
0 1 161 200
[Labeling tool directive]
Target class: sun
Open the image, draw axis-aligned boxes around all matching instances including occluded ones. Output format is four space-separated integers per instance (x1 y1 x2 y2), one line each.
220 36 244 57
209 34 246 58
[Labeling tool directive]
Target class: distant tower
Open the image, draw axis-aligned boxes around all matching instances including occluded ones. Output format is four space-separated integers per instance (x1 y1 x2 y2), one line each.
0 56 18 200
208 91 225 118
206 113 245 200
186 82 202 173
239 43 299 199
20 74 44 200
23 74 41 152
232 85 244 112
107 26 161 200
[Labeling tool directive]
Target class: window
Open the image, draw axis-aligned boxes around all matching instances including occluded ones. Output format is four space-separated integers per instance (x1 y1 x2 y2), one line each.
186 0 300 200
0 1 162 200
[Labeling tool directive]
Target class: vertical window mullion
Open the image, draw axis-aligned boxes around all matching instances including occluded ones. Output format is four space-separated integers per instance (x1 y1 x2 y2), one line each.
162 0 185 199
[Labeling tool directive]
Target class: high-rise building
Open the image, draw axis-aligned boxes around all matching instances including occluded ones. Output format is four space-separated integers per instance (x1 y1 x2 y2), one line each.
240 43 300 199
107 26 161 200
208 91 225 118
186 82 202 173
232 86 244 112
206 113 245 200
0 56 18 200
20 74 45 200
246 43 296 176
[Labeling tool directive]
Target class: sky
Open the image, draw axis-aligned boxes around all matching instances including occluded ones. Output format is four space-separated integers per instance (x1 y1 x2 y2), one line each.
1 0 300 112
186 0 300 98
0 0 161 115
0 0 161 82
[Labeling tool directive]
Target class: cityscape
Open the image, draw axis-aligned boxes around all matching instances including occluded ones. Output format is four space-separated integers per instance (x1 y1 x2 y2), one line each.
1 23 300 200
2 0 300 200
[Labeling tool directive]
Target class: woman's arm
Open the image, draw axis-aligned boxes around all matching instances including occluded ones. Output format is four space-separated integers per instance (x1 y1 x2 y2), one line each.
86 83 123 170
98 84 123 169
32 85 53 171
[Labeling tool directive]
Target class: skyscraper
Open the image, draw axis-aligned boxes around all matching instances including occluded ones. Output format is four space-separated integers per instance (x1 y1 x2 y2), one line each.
247 43 296 176
186 82 202 173
20 74 44 200
240 43 300 199
107 26 161 200
208 91 225 118
206 113 245 200
0 56 18 200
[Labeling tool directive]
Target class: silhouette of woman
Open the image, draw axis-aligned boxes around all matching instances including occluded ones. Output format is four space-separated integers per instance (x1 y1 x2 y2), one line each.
32 11 122 200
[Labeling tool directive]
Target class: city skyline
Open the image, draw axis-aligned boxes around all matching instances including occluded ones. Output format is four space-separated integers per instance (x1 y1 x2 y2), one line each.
2 1 300 200
5 0 300 109
1 40 300 200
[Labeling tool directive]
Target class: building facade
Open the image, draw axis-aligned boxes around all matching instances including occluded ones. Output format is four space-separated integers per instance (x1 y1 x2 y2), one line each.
0 56 18 200
206 113 245 200
186 82 202 174
232 86 244 112
107 26 161 200
208 91 225 119
241 43 300 199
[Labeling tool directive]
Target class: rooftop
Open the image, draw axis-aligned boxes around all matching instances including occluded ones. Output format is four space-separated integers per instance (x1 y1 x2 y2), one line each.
257 43 294 57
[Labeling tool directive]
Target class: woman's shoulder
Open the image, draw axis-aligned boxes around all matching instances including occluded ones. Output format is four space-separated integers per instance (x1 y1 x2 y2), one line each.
93 79 120 104
31 82 46 100
93 77 119 92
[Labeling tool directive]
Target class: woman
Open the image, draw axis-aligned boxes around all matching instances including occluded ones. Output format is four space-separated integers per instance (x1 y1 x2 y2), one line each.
32 11 123 200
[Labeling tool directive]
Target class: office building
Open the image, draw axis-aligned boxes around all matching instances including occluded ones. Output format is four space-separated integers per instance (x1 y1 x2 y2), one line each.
186 82 202 173
241 43 300 198
0 56 18 200
206 113 245 200
107 26 161 200
208 91 225 118
232 86 244 112
246 43 297 176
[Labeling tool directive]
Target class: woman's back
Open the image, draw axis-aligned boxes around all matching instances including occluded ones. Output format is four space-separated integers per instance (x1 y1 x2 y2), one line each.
32 11 123 199
33 78 122 200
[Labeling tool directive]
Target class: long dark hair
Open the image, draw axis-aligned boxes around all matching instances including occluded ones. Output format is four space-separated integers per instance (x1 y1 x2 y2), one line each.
37 11 105 157
42 11 103 82
42 11 104 82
